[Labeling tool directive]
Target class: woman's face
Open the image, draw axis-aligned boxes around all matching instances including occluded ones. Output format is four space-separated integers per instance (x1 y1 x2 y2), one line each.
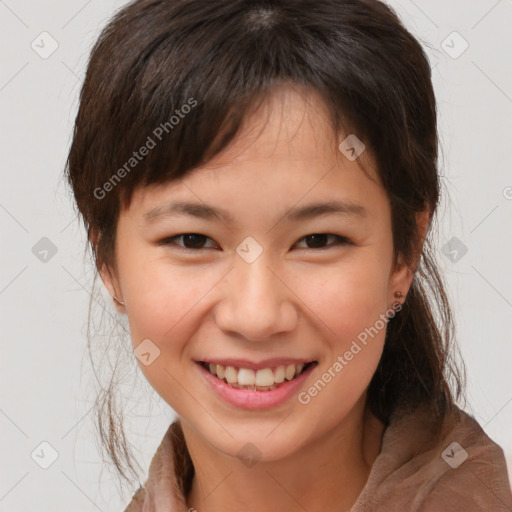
101 87 414 461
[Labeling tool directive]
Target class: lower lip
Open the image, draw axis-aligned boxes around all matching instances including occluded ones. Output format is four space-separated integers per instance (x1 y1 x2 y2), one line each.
197 363 316 410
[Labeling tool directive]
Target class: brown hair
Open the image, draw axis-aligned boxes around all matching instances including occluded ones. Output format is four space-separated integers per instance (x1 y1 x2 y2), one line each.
65 0 465 495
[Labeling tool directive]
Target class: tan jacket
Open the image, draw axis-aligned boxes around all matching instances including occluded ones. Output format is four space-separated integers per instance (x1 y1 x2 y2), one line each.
124 402 512 511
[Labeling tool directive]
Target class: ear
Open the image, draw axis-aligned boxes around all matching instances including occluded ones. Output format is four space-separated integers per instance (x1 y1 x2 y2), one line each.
100 265 124 310
89 227 125 311
388 208 430 306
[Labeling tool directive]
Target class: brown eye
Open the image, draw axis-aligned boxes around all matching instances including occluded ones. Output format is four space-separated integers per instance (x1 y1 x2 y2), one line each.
179 234 208 249
305 234 329 248
158 233 351 253
158 233 218 251
295 234 351 250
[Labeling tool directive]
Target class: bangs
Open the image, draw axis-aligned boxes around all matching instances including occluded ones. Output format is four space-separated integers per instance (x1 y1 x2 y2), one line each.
69 0 423 215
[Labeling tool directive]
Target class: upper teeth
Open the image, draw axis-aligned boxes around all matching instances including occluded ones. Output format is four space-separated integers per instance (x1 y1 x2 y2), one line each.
207 363 305 388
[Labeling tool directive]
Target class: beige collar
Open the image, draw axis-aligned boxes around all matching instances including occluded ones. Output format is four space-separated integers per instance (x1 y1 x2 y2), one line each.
124 403 512 511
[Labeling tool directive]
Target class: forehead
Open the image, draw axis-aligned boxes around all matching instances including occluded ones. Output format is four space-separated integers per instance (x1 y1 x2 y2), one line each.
125 86 384 222
197 85 376 174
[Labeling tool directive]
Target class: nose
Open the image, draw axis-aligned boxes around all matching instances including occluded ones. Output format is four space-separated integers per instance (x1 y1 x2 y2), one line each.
213 253 298 342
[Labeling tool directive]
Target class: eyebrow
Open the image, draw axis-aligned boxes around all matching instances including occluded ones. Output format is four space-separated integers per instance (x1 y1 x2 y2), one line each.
143 199 368 226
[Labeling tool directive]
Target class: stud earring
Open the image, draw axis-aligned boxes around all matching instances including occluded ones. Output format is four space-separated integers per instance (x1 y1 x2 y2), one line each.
113 295 125 306
392 290 403 309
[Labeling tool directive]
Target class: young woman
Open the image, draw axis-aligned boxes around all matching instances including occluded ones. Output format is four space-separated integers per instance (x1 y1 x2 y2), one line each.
65 0 512 510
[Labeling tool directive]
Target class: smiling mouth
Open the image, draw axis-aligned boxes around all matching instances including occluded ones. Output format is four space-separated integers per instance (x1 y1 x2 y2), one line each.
198 361 317 391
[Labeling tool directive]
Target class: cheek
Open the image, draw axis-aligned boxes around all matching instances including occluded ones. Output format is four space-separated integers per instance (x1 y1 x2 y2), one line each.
120 253 213 343
291 257 390 423
120 260 216 407
292 253 390 347
119 259 235 407
295 266 389 430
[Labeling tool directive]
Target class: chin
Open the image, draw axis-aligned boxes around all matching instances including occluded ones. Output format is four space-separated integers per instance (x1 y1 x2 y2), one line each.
194 417 311 464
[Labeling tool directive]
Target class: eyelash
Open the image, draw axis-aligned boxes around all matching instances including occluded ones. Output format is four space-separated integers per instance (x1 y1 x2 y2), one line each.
157 233 352 253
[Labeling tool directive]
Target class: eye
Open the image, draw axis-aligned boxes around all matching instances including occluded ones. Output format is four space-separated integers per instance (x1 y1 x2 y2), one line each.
294 234 351 250
157 233 351 252
157 233 219 252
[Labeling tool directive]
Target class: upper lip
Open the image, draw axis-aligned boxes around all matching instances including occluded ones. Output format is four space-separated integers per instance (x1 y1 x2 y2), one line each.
197 358 316 371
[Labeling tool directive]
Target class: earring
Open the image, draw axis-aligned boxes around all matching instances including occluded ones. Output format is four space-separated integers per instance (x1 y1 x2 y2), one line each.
113 295 125 306
392 290 403 309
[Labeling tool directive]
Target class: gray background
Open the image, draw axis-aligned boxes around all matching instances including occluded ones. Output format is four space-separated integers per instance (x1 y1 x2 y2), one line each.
1 0 511 510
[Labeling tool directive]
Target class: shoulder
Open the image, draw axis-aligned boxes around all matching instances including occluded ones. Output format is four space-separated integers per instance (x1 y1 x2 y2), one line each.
122 419 190 511
123 484 146 512
352 402 512 511
423 406 512 510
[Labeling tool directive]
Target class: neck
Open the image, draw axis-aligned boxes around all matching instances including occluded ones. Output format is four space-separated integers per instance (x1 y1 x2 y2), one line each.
182 397 384 512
